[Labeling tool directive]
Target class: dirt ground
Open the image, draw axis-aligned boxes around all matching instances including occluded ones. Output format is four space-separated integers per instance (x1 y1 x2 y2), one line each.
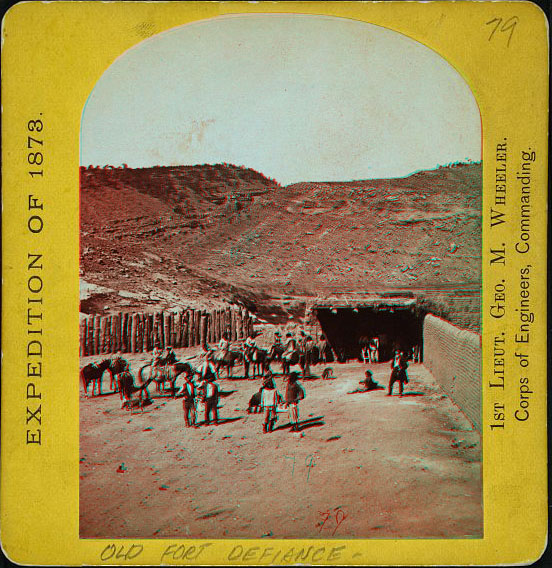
79 354 482 539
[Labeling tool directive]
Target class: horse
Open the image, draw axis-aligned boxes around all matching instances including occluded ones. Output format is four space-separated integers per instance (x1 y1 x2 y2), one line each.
118 369 153 410
247 389 263 413
243 346 269 378
213 349 243 379
281 348 300 375
109 357 129 391
80 357 129 397
138 361 193 397
269 342 285 363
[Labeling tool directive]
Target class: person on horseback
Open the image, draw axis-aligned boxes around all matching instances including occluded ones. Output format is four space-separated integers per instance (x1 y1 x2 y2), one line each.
151 345 163 380
282 332 298 374
283 332 297 355
218 332 230 352
243 333 257 378
164 346 177 365
273 331 283 351
269 330 285 363
244 333 256 350
215 332 230 364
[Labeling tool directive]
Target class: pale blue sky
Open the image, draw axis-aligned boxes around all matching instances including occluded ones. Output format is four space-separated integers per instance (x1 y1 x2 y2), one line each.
81 14 481 185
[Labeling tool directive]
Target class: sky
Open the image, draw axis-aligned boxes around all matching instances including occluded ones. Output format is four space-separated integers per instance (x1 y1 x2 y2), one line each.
81 14 481 185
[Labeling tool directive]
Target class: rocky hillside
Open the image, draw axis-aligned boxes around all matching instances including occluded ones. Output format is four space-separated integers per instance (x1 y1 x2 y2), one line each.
80 162 481 328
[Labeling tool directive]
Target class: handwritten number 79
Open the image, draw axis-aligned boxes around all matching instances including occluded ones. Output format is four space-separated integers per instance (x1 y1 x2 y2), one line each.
486 17 519 47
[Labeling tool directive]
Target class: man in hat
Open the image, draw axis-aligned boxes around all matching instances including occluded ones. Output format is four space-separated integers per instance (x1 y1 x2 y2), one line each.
181 373 196 427
388 350 409 396
260 376 282 433
203 374 219 426
285 372 305 431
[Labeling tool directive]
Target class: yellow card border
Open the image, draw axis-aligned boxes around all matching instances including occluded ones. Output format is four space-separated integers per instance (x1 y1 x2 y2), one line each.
1 1 548 565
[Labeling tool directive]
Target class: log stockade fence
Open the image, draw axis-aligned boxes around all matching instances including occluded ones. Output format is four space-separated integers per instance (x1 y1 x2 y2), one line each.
80 306 254 357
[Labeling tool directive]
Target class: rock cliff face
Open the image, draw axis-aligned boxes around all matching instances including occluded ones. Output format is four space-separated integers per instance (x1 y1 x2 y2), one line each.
80 162 481 329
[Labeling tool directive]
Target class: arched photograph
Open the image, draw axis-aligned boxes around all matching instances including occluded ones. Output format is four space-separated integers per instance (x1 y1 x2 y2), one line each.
79 14 482 539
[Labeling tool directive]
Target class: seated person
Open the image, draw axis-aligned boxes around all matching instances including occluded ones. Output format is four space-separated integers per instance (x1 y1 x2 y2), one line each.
348 370 383 394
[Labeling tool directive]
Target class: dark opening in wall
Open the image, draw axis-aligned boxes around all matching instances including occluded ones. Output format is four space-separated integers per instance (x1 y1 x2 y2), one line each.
314 306 424 362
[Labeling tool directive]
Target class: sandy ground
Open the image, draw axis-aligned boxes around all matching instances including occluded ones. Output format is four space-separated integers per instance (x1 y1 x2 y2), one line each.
79 354 482 539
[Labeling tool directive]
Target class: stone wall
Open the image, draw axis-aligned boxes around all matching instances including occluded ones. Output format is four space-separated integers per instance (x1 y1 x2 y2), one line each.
423 314 481 430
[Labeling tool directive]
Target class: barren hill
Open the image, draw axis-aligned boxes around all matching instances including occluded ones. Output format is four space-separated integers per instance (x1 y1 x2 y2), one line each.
80 162 481 329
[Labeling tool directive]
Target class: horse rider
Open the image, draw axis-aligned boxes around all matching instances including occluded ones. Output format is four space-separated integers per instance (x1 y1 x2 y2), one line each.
151 345 163 380
216 332 230 363
283 332 297 356
298 330 307 351
269 330 284 362
152 345 162 366
282 332 298 374
164 346 177 365
244 333 256 350
243 333 258 378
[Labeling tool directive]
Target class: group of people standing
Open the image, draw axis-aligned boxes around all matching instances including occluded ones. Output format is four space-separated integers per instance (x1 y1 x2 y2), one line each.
179 360 220 428
257 371 306 433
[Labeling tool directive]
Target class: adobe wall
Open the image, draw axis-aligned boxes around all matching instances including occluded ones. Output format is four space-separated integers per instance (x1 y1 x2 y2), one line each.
423 314 481 430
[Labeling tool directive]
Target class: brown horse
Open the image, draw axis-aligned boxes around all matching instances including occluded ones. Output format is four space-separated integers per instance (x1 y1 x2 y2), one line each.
138 361 194 397
80 358 129 397
214 350 243 379
243 346 269 378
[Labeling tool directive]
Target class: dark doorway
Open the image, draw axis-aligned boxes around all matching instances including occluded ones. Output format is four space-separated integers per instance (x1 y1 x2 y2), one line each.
315 306 424 362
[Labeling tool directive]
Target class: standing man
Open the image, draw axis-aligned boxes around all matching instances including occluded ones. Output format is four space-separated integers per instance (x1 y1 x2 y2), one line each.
369 337 379 363
260 376 282 433
197 350 219 382
388 350 409 396
181 373 196 428
285 372 305 431
203 376 219 426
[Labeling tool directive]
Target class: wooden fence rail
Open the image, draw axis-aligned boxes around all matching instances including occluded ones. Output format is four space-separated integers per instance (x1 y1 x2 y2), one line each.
80 306 253 357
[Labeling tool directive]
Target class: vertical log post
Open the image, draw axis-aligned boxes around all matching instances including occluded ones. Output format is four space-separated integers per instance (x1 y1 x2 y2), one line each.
200 314 208 347
142 314 148 353
194 311 201 347
215 309 222 342
170 312 176 347
207 312 213 344
130 313 136 353
94 315 101 355
88 315 95 355
79 320 86 357
185 310 192 347
164 312 171 348
177 311 184 348
236 309 243 340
